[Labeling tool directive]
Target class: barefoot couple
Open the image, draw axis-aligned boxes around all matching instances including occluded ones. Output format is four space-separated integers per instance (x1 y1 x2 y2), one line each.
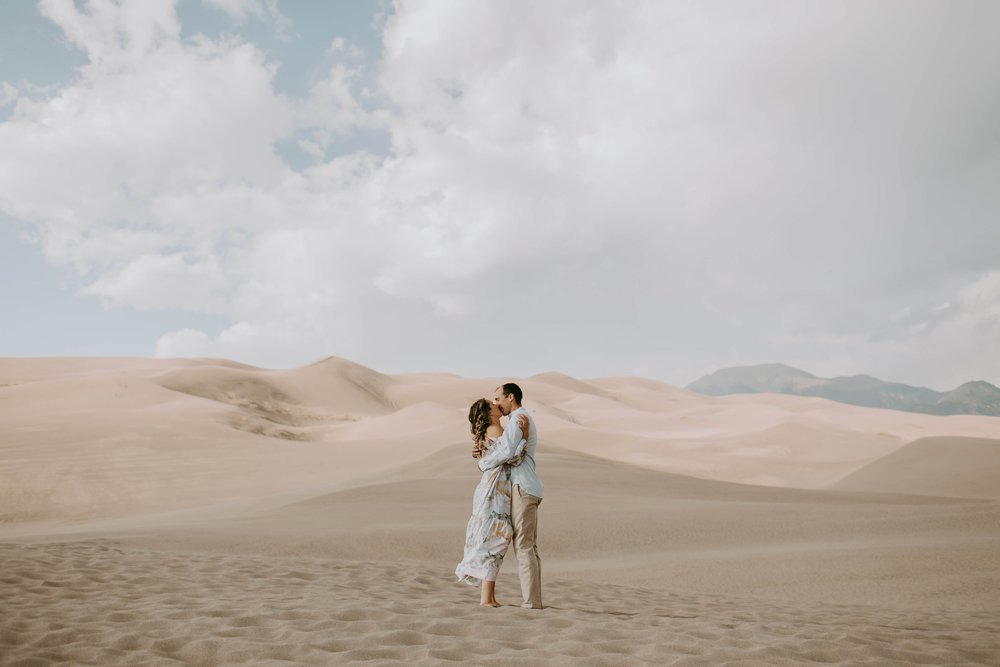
455 383 543 608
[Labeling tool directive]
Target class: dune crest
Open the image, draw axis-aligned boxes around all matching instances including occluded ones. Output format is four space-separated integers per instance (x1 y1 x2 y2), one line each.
831 436 1000 499
3 356 1000 665
3 356 1000 524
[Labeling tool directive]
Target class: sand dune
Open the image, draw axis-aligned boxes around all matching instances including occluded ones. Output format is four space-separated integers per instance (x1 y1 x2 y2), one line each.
3 354 998 523
158 357 396 424
0 359 443 524
98 443 994 609
2 356 1000 665
2 444 998 665
529 371 614 400
831 436 1000 499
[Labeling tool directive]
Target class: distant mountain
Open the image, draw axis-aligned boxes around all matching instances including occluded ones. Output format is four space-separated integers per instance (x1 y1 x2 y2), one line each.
936 381 1000 416
687 364 1000 417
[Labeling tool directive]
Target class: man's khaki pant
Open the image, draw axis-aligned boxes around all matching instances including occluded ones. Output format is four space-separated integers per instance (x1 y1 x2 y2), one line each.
511 485 542 608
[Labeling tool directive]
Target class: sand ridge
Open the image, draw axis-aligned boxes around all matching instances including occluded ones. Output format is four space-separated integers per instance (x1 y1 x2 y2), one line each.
830 436 1000 499
2 356 999 665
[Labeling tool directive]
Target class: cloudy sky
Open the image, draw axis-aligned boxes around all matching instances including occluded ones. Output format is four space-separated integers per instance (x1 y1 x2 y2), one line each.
1 0 998 389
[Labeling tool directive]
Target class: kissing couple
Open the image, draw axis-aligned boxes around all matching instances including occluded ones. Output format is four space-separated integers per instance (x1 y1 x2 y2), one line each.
455 383 544 608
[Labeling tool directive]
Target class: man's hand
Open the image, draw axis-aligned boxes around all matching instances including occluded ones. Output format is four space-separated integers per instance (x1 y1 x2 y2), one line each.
518 414 529 439
471 446 482 459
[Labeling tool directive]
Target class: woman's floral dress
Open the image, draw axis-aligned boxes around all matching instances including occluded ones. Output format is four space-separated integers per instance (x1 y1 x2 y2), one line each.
455 437 525 585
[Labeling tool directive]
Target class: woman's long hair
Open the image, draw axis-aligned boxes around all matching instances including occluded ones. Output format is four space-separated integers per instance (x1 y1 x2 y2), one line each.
468 398 491 450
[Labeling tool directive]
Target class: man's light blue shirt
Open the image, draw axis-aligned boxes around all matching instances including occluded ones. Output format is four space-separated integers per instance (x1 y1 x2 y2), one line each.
477 406 543 498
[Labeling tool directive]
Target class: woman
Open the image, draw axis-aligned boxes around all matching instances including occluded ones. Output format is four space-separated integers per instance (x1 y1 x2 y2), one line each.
455 398 529 606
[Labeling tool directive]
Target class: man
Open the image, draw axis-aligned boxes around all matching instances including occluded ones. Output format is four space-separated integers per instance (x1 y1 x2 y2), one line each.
474 382 543 609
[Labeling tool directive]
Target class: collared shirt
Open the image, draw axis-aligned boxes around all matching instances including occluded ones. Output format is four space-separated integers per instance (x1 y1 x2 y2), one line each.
477 406 543 498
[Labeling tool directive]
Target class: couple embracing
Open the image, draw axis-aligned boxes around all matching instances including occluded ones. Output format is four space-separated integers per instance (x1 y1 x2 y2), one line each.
455 383 543 609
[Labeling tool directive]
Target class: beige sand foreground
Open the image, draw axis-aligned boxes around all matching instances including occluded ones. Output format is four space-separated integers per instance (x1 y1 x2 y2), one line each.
4 542 997 666
2 357 999 665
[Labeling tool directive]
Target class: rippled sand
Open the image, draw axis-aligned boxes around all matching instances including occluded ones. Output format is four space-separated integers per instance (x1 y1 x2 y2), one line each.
3 542 997 666
2 357 999 665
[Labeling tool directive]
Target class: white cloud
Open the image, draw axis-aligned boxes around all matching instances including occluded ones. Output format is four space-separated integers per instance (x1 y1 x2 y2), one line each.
958 271 1000 324
0 81 18 108
155 327 212 357
83 252 228 311
201 0 262 22
2 0 998 387
201 0 292 39
38 0 181 66
295 60 387 141
156 320 312 365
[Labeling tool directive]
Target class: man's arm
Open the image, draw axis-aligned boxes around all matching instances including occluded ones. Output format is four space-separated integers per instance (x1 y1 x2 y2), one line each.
477 414 527 471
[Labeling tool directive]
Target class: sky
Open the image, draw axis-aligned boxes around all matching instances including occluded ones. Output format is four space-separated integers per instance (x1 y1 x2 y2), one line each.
1 0 998 390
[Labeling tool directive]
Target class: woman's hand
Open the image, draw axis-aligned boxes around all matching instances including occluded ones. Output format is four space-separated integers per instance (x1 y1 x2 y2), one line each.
518 414 530 439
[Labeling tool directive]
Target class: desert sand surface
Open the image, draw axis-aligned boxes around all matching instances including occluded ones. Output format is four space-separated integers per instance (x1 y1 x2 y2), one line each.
831 436 1000 500
2 356 999 665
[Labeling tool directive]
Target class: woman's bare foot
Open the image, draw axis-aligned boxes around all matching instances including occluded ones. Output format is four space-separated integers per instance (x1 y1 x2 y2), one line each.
480 581 500 607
